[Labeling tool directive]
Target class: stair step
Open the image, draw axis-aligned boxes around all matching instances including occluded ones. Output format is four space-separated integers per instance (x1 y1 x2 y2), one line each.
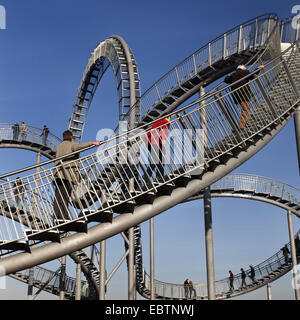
25 229 61 242
86 211 113 223
55 220 87 233
0 240 30 252
103 199 135 214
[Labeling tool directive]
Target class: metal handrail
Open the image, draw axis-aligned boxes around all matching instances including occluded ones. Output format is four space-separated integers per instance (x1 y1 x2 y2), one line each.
11 264 90 298
0 123 61 153
0 40 298 247
140 173 300 299
119 14 278 123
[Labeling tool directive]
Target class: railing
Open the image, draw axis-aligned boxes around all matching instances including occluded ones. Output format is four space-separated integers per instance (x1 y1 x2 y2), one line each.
119 14 277 125
12 264 90 298
280 15 300 43
140 173 300 299
0 123 61 153
211 173 300 206
141 225 300 300
0 42 298 249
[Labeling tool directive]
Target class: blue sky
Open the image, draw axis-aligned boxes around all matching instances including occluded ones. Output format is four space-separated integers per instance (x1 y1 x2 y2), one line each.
0 0 299 300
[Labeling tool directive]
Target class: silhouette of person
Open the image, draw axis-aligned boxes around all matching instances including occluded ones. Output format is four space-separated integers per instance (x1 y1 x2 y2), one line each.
41 125 50 146
228 270 234 292
183 278 189 299
249 265 255 283
189 280 196 298
240 268 247 289
12 123 19 140
281 244 290 264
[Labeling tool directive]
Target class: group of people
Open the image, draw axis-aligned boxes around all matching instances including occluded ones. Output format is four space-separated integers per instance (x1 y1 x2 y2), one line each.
183 278 196 299
11 122 50 145
228 265 256 292
12 122 28 141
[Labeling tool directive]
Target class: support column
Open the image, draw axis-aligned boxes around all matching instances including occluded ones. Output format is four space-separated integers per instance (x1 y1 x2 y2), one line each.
27 265 34 300
266 283 272 300
294 107 300 174
99 240 106 300
59 255 66 300
150 218 155 300
287 210 300 300
28 152 41 300
199 86 216 299
203 188 216 300
75 263 81 300
128 227 135 300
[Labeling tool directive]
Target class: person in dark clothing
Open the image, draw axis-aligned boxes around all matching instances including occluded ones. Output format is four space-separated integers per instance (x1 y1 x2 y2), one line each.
228 270 234 292
240 268 247 289
183 278 189 299
281 244 290 264
295 236 300 259
249 265 256 283
224 64 264 129
12 123 19 140
53 130 100 220
41 125 50 146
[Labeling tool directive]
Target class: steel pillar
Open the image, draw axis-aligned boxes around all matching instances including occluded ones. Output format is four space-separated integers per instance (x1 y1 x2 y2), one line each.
28 152 41 300
59 256 66 300
203 187 216 300
287 210 300 300
128 227 135 300
99 240 106 300
294 107 300 174
27 265 34 300
150 218 155 300
266 283 272 300
75 263 81 300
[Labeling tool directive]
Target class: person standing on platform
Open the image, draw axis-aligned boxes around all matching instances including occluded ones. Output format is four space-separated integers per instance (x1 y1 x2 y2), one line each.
41 125 50 146
12 123 19 140
20 122 28 140
183 278 189 299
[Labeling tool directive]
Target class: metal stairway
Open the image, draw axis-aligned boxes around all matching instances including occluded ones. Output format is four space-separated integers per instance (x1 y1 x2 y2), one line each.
0 37 298 271
0 14 299 302
137 173 300 299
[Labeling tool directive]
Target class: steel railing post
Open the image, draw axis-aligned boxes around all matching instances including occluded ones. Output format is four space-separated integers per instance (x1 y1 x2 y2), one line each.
59 255 66 300
128 228 135 300
150 217 155 300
